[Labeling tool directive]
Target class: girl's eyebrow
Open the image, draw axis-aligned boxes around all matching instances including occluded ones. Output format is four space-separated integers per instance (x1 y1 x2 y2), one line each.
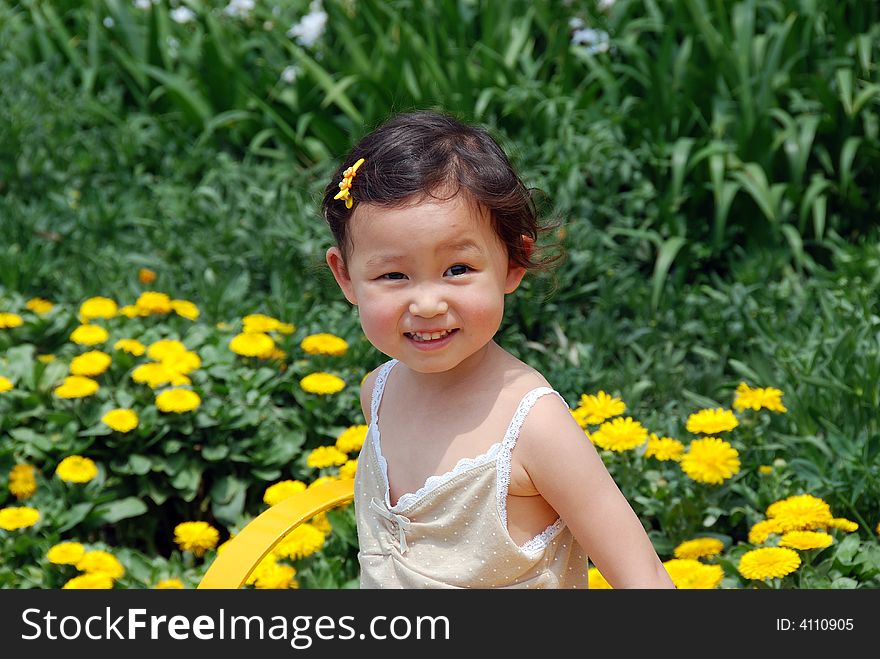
364 240 482 268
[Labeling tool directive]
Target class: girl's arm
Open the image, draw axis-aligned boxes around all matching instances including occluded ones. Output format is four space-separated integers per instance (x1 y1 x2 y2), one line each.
516 395 675 589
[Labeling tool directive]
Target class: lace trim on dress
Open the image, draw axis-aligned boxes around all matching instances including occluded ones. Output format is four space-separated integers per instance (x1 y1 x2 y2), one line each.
370 359 398 423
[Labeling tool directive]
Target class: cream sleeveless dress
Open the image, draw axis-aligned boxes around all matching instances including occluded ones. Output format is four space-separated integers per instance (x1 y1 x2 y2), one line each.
354 359 590 588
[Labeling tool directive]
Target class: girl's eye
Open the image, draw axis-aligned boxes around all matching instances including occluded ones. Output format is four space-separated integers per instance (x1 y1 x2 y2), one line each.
445 264 470 276
381 272 407 280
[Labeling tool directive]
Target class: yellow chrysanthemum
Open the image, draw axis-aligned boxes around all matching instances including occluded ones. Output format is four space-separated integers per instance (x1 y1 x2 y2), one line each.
301 333 349 357
147 339 187 361
0 506 40 530
70 324 109 346
300 372 345 395
827 518 858 533
120 304 148 318
47 541 86 565
765 494 833 532
0 375 13 393
673 537 724 560
79 296 118 321
56 456 98 483
310 512 332 534
749 519 783 544
114 338 146 356
37 354 55 363
263 480 307 506
758 465 773 475
576 391 626 425
135 291 172 314
26 297 54 314
276 322 295 334
663 559 724 589
0 312 25 328
733 382 787 413
247 556 298 589
131 362 190 388
738 547 801 580
309 475 338 489
69 350 112 377
242 313 280 333
101 408 139 433
155 388 201 413
76 550 125 579
335 424 368 453
779 530 833 551
154 578 185 589
307 445 348 469
161 350 201 375
54 375 100 399
63 573 114 589
229 332 275 358
679 437 740 485
273 523 326 561
570 407 591 429
174 521 220 557
171 299 200 320
588 567 612 589
339 459 358 480
8 464 37 500
686 408 739 434
138 268 157 284
589 416 648 452
645 433 685 461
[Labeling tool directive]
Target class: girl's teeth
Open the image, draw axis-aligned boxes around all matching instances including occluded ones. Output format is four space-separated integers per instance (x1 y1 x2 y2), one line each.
411 330 451 341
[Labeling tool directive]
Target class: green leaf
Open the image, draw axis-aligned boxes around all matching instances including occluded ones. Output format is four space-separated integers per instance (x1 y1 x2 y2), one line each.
651 236 686 310
94 497 148 524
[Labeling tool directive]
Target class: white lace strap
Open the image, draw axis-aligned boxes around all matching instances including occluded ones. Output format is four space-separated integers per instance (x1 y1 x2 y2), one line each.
370 359 398 423
500 387 565 451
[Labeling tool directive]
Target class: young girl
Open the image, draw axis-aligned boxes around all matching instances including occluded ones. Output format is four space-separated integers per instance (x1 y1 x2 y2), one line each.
323 111 674 589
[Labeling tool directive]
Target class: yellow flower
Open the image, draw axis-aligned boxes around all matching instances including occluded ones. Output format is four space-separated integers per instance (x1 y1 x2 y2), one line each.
758 465 773 475
333 157 365 209
765 494 833 532
69 350 112 377
679 437 740 485
229 332 275 358
589 416 648 452
0 375 13 393
311 512 332 534
120 304 147 318
79 296 118 320
171 299 200 320
162 350 201 375
686 408 739 434
114 338 146 356
733 382 787 413
309 475 338 489
63 573 114 589
779 530 833 551
242 313 280 333
749 519 783 544
37 354 55 363
138 268 157 284
56 455 99 483
300 372 345 395
135 291 173 314
54 375 100 399
339 459 358 480
301 333 349 357
154 578 185 589
588 567 612 589
645 434 684 461
147 339 187 361
576 391 626 424
307 445 348 469
70 324 109 346
131 362 190 388
663 558 724 589
174 521 220 557
336 424 368 453
101 408 139 433
47 541 86 565
247 557 298 589
156 388 201 413
827 518 858 533
738 547 801 580
0 312 24 328
26 297 54 314
76 550 125 579
0 506 40 530
263 480 307 506
273 523 326 560
673 537 724 560
8 464 37 500
276 322 296 334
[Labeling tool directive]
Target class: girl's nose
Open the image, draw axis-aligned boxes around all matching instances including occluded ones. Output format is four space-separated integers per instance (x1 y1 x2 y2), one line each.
408 293 449 318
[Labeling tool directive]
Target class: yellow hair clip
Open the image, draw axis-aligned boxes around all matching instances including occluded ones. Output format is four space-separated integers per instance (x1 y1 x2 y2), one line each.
333 158 365 209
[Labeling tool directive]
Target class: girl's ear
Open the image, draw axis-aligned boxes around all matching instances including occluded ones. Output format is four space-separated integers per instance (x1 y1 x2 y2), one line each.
504 236 533 294
326 246 358 305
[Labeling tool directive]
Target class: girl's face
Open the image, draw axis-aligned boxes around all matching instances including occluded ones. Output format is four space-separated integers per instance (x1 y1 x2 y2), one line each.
326 194 526 374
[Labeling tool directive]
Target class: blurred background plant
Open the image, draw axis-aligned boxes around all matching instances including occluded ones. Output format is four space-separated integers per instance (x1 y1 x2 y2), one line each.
1 0 878 588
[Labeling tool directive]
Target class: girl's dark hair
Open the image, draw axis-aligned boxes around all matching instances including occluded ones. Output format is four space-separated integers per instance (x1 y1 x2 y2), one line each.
322 111 560 270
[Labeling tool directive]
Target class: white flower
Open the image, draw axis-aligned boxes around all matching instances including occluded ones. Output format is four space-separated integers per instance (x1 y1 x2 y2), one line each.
287 1 328 48
571 27 611 55
568 17 584 30
281 65 300 83
223 0 255 19
103 16 115 28
133 0 152 9
598 0 617 12
170 6 196 24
